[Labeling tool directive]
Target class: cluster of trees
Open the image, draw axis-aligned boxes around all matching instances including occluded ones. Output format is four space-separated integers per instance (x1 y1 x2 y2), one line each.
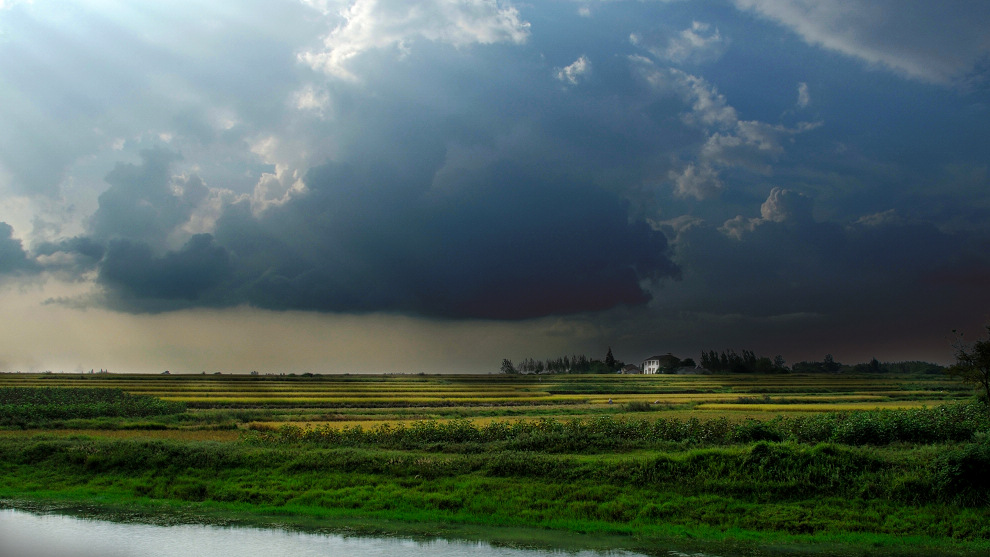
698 349 786 374
496 323 990 418
791 355 945 375
648 353 696 373
790 354 844 374
501 346 957 378
501 348 623 375
949 326 990 408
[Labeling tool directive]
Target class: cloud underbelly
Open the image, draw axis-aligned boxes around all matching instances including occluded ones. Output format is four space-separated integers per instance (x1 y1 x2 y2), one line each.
94 160 678 320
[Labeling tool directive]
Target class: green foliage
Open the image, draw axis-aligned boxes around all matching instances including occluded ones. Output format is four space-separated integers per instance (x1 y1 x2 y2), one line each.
948 326 990 407
792 354 844 373
512 354 616 374
2 374 989 553
732 419 786 443
248 403 990 452
935 436 990 506
6 433 990 541
649 353 685 373
886 360 946 374
700 349 786 373
0 387 185 426
5 420 990 551
500 359 517 374
785 404 986 445
604 347 624 372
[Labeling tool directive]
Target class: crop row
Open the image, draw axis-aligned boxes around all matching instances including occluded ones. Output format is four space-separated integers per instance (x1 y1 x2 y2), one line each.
0 387 186 426
249 402 989 450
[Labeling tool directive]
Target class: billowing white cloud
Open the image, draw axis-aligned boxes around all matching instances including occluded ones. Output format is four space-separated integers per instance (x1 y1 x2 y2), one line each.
659 21 726 64
677 69 739 128
0 0 320 241
555 55 591 85
700 120 819 174
633 58 820 195
796 82 810 108
293 85 331 114
720 187 813 238
300 0 531 80
760 186 813 222
732 0 990 84
669 163 722 200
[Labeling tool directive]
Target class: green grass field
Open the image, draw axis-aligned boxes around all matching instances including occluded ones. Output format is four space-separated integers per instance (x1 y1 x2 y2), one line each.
1 371 988 556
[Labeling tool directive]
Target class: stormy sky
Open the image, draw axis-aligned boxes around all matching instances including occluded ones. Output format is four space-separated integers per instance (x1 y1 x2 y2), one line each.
1 0 989 373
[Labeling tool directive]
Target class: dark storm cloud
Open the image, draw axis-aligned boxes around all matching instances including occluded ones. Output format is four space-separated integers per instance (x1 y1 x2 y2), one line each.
80 151 678 318
0 222 37 275
5 0 989 370
98 234 232 308
89 149 207 246
32 235 105 276
662 188 988 322
207 159 679 319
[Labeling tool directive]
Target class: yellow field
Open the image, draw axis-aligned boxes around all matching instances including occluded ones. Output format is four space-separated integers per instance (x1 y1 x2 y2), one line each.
1 371 971 433
695 401 937 412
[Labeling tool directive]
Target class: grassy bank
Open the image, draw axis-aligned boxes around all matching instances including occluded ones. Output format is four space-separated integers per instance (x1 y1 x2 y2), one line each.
2 377 989 555
2 425 990 555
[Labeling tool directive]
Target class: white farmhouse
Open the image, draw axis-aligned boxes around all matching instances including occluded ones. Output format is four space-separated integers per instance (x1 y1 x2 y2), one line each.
641 353 682 374
641 355 664 374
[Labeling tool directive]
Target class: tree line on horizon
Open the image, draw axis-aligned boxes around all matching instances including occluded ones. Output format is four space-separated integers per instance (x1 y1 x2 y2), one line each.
501 348 624 375
501 348 946 375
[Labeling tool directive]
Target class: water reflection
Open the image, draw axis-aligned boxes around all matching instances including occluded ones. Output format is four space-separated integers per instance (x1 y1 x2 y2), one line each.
0 508 656 557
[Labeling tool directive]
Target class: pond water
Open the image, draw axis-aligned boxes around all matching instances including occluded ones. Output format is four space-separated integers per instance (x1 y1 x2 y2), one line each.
0 508 680 557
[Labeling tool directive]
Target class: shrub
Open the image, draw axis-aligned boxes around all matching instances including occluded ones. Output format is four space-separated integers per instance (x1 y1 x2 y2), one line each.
0 387 185 426
732 419 786 443
935 438 990 506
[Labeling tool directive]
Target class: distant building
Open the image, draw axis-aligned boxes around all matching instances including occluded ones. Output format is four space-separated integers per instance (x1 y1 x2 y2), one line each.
642 355 663 374
642 353 682 374
620 364 642 374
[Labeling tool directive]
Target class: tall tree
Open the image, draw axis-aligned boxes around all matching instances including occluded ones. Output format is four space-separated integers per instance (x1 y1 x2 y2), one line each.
500 358 516 374
823 354 841 373
948 327 990 411
605 347 616 370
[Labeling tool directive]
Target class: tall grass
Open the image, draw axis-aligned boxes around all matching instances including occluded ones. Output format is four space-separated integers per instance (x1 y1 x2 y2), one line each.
248 403 989 451
3 432 989 519
3 405 990 550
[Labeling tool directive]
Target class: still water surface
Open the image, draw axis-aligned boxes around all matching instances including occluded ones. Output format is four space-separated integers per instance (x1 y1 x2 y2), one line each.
0 508 670 557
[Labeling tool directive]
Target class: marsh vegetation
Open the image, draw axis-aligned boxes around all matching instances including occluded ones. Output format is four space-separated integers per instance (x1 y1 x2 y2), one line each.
1 372 988 556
